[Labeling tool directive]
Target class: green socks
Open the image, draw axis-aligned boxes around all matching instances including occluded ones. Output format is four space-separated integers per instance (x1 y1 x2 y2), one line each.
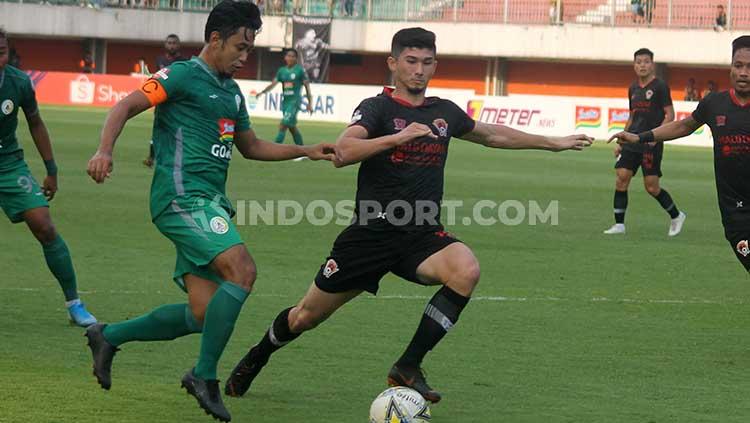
291 130 304 146
194 282 249 380
103 303 203 347
42 235 79 302
275 130 286 143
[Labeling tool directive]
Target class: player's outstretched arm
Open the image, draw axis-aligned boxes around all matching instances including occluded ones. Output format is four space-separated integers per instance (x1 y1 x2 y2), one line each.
608 115 702 145
459 121 592 152
334 122 437 167
87 91 152 184
26 110 58 200
256 79 278 98
234 129 336 161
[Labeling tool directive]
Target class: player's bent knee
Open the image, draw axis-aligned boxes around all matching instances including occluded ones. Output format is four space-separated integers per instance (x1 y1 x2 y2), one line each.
33 222 58 245
645 184 661 196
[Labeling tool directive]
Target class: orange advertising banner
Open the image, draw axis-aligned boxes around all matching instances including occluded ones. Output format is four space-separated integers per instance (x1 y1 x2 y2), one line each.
27 71 147 107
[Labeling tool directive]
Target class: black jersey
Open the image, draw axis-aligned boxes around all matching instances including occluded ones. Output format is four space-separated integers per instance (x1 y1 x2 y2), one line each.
692 90 750 231
626 78 673 152
349 88 476 231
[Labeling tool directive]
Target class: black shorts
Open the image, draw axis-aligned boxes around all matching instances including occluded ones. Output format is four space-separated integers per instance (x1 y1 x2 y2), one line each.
314 225 462 294
725 229 750 272
615 143 663 177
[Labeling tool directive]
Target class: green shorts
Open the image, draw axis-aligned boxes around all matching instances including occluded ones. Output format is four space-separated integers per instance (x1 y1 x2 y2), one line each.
281 99 301 127
154 197 243 292
0 160 49 223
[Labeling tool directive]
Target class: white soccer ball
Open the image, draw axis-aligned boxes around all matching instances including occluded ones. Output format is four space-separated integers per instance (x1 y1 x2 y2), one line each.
369 387 432 423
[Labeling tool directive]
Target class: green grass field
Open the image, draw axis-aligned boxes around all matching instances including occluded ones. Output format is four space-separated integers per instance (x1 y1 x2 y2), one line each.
2 106 750 423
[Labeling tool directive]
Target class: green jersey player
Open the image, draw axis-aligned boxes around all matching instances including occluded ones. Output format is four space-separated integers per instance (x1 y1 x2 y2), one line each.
0 28 96 327
256 49 313 149
83 3 335 421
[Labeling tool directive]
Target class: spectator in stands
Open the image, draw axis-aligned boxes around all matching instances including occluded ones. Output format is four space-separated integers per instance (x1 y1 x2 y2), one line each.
79 52 95 74
714 5 727 31
684 78 700 101
703 80 717 98
155 34 185 70
631 0 644 24
133 57 150 75
643 0 654 25
344 0 354 16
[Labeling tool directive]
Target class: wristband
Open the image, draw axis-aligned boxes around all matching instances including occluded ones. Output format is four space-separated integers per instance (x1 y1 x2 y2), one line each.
44 159 58 176
638 131 655 144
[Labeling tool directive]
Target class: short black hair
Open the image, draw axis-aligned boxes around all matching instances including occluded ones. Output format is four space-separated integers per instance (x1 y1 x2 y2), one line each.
166 34 180 41
284 48 298 57
391 27 436 58
732 36 750 59
204 0 262 43
634 48 654 61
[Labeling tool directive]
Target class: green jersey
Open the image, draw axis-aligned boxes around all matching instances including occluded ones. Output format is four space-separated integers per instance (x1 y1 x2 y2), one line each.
0 65 38 171
145 57 250 220
276 64 308 102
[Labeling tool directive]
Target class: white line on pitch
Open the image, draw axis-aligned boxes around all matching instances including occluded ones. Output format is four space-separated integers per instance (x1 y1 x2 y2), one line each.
0 287 742 305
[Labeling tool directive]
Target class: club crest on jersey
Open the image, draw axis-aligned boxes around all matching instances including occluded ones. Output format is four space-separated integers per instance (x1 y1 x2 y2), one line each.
645 89 654 100
154 68 171 80
717 115 727 126
432 118 448 137
393 118 407 131
218 119 236 143
209 216 229 235
1 99 13 115
737 240 750 257
323 259 339 278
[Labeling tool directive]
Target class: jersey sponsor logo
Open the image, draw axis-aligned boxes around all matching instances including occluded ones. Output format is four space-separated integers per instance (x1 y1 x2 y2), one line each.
575 106 602 130
1 99 13 115
323 258 339 278
432 118 448 137
737 240 750 257
393 118 407 131
608 108 630 132
717 115 727 126
154 68 171 80
209 216 230 235
350 109 362 124
218 119 236 143
645 89 654 100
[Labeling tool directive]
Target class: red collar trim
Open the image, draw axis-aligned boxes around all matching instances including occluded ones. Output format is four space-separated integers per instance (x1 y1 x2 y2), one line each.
730 89 750 108
382 87 428 108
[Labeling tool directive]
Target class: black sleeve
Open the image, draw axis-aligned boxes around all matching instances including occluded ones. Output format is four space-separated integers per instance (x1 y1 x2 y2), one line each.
348 97 382 137
691 95 711 125
659 80 673 107
446 100 476 138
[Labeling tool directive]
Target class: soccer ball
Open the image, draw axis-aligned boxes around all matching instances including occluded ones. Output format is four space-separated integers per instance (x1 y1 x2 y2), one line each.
369 387 432 423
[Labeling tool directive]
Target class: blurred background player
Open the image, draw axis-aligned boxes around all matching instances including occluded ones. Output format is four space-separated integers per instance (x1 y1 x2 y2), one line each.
83 3 334 421
0 28 97 327
604 48 686 236
610 36 750 272
144 34 186 168
225 27 592 405
256 48 313 158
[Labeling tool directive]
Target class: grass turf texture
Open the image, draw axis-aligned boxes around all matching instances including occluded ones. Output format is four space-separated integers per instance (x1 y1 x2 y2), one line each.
1 106 749 422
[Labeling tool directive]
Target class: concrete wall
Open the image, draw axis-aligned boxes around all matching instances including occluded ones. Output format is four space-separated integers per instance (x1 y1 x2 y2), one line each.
0 2 740 66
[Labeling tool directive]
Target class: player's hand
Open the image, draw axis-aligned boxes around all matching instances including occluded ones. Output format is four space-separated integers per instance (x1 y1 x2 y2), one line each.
551 134 593 151
398 122 437 144
42 175 58 201
255 92 264 99
613 143 622 157
304 143 337 161
608 131 639 144
87 151 114 184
